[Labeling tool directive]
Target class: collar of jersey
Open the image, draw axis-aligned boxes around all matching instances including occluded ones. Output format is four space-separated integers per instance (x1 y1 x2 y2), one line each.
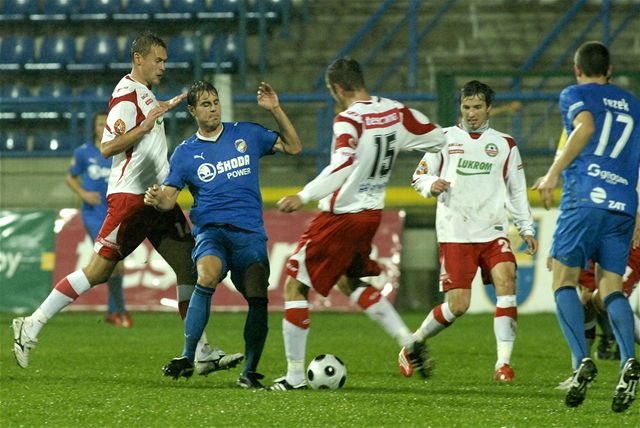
197 124 224 142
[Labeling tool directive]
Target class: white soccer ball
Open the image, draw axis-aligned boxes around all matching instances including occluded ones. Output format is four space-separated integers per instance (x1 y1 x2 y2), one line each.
306 354 347 390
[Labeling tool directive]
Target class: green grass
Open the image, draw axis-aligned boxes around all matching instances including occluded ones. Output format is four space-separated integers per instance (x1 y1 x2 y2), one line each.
1 311 638 427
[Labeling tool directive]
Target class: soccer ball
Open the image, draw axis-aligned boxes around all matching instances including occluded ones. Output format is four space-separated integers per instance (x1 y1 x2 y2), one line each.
306 354 347 390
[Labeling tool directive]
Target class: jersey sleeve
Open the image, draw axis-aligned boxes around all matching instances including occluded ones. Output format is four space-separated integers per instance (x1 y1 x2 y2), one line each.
297 114 359 203
102 90 142 144
163 146 186 190
68 147 86 177
505 146 535 237
400 107 446 153
559 86 587 131
411 151 443 198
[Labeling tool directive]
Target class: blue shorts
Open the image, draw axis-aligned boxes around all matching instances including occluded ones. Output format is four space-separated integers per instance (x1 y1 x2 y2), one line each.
550 207 633 275
83 212 105 241
193 225 269 294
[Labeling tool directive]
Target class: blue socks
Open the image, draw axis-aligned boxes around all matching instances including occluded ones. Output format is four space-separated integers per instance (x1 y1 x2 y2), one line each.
555 286 588 369
183 285 215 362
107 275 125 313
604 291 636 366
243 297 268 376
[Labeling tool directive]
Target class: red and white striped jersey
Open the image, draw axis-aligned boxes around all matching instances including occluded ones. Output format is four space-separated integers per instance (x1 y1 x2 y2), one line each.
412 125 535 243
298 96 445 213
102 75 169 196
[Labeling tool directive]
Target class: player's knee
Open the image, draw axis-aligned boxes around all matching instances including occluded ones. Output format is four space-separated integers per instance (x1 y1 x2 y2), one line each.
243 263 269 298
448 299 470 317
284 277 308 301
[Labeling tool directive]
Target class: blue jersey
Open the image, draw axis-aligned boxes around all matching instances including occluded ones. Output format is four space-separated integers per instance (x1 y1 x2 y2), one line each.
69 142 111 222
164 122 278 237
559 83 640 217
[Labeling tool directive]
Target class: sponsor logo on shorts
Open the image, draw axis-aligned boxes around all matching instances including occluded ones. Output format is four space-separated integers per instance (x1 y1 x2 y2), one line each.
286 260 299 274
589 187 607 204
235 139 247 153
484 143 498 157
608 200 626 211
197 163 217 182
114 119 126 135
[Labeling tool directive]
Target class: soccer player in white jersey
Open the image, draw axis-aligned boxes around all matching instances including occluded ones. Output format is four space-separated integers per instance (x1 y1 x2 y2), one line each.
270 58 446 390
402 80 538 382
12 32 242 375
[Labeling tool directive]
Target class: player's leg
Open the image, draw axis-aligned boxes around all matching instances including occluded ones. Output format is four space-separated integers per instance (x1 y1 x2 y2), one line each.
490 260 517 381
337 276 412 348
12 253 117 368
107 261 131 327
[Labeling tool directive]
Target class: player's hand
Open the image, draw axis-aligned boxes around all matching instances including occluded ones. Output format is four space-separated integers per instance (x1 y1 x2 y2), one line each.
257 82 279 112
430 179 450 196
82 191 101 206
523 235 538 255
277 194 302 213
144 184 161 207
159 93 187 111
633 213 640 248
140 106 168 132
531 175 557 210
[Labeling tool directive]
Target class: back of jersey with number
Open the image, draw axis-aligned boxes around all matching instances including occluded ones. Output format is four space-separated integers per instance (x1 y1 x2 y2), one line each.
319 96 441 213
559 83 640 216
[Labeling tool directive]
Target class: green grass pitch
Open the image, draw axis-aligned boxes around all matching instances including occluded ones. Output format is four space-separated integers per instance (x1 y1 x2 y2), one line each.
1 311 638 427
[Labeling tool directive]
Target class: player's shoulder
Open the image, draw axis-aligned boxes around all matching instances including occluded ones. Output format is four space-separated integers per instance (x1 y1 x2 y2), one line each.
488 127 515 142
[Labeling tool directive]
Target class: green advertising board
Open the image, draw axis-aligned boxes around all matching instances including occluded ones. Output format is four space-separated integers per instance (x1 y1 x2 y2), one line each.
0 210 56 312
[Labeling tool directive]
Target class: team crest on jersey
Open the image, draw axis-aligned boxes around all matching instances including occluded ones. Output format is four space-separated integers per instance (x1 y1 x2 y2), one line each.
484 143 498 157
197 163 217 182
235 139 247 153
416 160 428 175
114 119 126 135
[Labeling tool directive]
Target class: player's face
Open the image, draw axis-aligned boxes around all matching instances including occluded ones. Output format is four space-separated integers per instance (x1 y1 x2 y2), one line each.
460 95 491 130
192 91 221 133
93 114 107 144
136 45 167 86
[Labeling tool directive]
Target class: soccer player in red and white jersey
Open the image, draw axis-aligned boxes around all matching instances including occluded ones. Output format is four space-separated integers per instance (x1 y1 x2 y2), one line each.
403 80 538 382
269 58 446 390
12 32 242 374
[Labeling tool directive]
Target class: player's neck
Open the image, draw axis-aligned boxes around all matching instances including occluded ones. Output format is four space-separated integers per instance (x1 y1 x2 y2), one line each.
198 124 224 140
343 89 371 108
129 70 150 87
578 75 608 85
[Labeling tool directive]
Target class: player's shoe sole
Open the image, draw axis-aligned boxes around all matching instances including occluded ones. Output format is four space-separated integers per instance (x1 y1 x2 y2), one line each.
12 317 37 369
612 358 640 413
195 349 244 376
398 341 433 378
162 356 194 380
565 358 597 408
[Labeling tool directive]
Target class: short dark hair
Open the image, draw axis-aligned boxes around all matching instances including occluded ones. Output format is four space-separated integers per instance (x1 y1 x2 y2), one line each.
325 58 366 91
187 80 219 107
130 31 166 60
575 41 610 77
459 80 495 106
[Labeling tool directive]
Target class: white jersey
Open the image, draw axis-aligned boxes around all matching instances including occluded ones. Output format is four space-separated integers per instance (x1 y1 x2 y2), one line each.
102 75 169 196
298 96 445 213
412 125 535 243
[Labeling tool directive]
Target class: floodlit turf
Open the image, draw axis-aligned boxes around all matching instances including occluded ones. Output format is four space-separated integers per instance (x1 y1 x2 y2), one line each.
1 311 638 427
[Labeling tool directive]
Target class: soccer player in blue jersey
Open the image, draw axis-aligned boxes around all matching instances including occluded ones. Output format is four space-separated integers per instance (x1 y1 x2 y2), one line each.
144 80 302 388
533 41 640 412
65 112 132 328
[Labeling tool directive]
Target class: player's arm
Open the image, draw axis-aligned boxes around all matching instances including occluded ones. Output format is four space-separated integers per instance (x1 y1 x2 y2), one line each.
532 110 595 209
257 82 302 155
505 147 538 255
101 104 168 158
144 184 179 212
412 152 448 198
65 172 101 206
400 107 446 153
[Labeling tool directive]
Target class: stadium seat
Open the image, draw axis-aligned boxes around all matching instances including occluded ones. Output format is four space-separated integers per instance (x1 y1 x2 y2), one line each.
30 0 81 21
165 36 197 70
155 0 204 20
68 36 118 71
108 36 134 71
198 0 240 20
32 132 77 153
0 0 39 21
247 0 283 20
71 0 121 21
2 83 32 99
37 84 74 98
79 85 113 100
25 36 76 71
0 132 29 152
0 36 36 71
203 34 239 73
113 0 164 21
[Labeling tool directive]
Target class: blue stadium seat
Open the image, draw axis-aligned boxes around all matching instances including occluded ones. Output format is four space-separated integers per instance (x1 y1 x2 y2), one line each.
68 36 118 71
247 0 284 20
0 0 39 21
113 0 164 20
71 0 121 21
79 85 113 100
203 34 239 73
2 83 32 99
0 36 36 71
108 36 134 71
166 36 197 70
198 0 239 20
0 132 29 152
32 132 77 153
37 84 74 98
25 36 76 70
30 0 81 21
155 0 204 20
